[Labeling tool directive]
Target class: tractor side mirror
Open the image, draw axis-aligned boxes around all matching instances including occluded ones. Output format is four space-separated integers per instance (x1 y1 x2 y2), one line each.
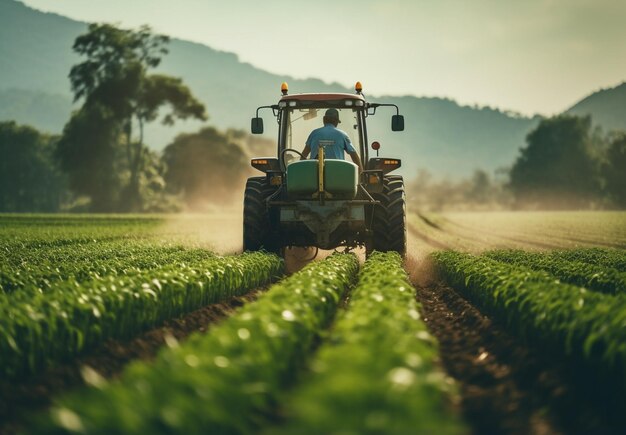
251 117 264 134
391 115 404 132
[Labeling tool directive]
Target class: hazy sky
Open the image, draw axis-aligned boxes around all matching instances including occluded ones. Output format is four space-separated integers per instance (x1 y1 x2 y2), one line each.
21 0 626 116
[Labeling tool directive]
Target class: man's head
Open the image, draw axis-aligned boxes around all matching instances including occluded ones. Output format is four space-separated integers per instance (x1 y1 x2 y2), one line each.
323 108 341 126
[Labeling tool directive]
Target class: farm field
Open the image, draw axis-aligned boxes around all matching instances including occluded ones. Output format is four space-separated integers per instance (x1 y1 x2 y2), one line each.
1 211 626 434
409 210 626 252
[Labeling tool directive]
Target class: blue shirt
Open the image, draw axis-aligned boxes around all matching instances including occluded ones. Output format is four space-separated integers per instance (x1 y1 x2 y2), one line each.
306 123 357 159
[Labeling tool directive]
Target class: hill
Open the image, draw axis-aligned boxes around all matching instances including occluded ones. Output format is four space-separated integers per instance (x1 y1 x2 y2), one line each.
5 0 620 179
566 82 626 133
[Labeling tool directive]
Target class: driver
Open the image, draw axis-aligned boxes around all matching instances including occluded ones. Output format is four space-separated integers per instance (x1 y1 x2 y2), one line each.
300 108 363 172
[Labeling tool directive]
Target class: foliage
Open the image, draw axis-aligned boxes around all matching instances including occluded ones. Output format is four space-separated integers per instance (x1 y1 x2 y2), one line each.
0 121 67 212
56 104 124 212
433 251 626 385
163 127 249 207
280 252 464 434
0 241 217 294
61 23 207 212
509 115 600 209
602 133 626 208
485 249 626 294
548 247 626 271
0 216 283 378
38 254 358 434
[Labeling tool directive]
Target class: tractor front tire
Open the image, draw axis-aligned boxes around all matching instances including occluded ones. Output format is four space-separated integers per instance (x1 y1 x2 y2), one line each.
243 177 279 253
370 175 407 257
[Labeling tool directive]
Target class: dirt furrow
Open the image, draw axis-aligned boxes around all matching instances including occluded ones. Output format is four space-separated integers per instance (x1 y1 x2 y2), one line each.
407 221 451 250
407 255 624 435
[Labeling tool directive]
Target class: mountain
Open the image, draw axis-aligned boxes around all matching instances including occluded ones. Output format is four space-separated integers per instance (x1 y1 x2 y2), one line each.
566 82 626 133
2 0 619 179
0 89 72 133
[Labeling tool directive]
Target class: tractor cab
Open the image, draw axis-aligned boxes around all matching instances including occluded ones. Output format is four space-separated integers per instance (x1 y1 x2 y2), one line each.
244 82 406 256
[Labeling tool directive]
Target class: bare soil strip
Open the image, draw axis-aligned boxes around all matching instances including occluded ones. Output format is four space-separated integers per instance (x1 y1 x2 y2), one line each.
0 290 263 435
416 213 512 251
407 256 626 435
407 221 451 250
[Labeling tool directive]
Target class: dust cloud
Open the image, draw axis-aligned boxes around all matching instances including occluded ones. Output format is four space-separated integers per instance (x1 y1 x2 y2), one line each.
158 210 434 277
157 209 361 275
158 209 244 255
404 230 439 289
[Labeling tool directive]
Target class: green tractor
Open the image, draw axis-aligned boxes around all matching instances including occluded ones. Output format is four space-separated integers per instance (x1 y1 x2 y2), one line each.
244 81 406 257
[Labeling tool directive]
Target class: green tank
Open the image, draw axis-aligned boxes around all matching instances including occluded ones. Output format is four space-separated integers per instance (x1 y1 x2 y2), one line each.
286 159 358 199
325 159 358 199
286 160 318 197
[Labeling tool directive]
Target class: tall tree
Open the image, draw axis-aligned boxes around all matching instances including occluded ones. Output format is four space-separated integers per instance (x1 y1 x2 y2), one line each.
603 132 626 208
56 104 124 212
0 121 67 212
63 23 207 211
508 115 600 209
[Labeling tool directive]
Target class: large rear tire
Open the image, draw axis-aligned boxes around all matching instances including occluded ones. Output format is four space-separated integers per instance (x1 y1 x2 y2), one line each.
369 175 407 257
243 177 279 253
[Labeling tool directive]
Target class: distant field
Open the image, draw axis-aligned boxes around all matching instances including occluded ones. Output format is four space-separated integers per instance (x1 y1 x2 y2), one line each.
408 210 626 252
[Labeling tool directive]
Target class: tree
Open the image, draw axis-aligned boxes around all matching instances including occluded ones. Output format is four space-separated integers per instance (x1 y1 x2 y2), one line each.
163 127 249 208
62 23 207 211
508 115 600 209
56 104 124 212
0 121 67 212
603 132 626 208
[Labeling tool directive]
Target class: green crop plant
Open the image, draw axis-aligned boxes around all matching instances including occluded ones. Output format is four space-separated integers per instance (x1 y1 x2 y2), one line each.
0 214 162 247
548 248 626 272
485 249 626 294
0 241 216 294
38 253 359 434
278 252 464 435
432 251 626 387
0 251 283 378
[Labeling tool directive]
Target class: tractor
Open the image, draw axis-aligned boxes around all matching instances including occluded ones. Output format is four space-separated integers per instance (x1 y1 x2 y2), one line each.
244 81 406 257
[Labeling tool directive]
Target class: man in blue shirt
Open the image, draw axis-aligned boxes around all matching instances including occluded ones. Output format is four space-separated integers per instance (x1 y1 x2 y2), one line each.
300 108 363 172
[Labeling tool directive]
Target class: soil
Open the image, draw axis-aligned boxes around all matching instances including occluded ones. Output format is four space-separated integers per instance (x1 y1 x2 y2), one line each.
407 222 452 250
0 290 263 435
407 255 626 435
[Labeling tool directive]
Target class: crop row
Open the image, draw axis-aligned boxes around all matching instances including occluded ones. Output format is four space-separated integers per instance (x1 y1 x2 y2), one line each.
1 238 161 267
432 251 626 384
1 251 283 379
485 249 626 295
547 248 626 272
279 252 463 434
0 215 162 251
40 253 359 434
0 242 216 294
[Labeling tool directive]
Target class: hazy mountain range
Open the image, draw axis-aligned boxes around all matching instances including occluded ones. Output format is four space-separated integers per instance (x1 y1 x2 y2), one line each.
1 0 624 178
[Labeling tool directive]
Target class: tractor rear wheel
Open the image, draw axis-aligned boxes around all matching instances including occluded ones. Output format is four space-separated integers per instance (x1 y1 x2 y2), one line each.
369 175 407 257
243 177 279 253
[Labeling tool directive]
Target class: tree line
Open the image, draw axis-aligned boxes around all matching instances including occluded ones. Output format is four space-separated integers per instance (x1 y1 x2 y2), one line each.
408 115 625 211
0 24 271 213
0 24 624 213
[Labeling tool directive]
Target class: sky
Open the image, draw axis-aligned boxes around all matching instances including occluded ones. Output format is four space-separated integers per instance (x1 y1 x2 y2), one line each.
21 0 626 116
